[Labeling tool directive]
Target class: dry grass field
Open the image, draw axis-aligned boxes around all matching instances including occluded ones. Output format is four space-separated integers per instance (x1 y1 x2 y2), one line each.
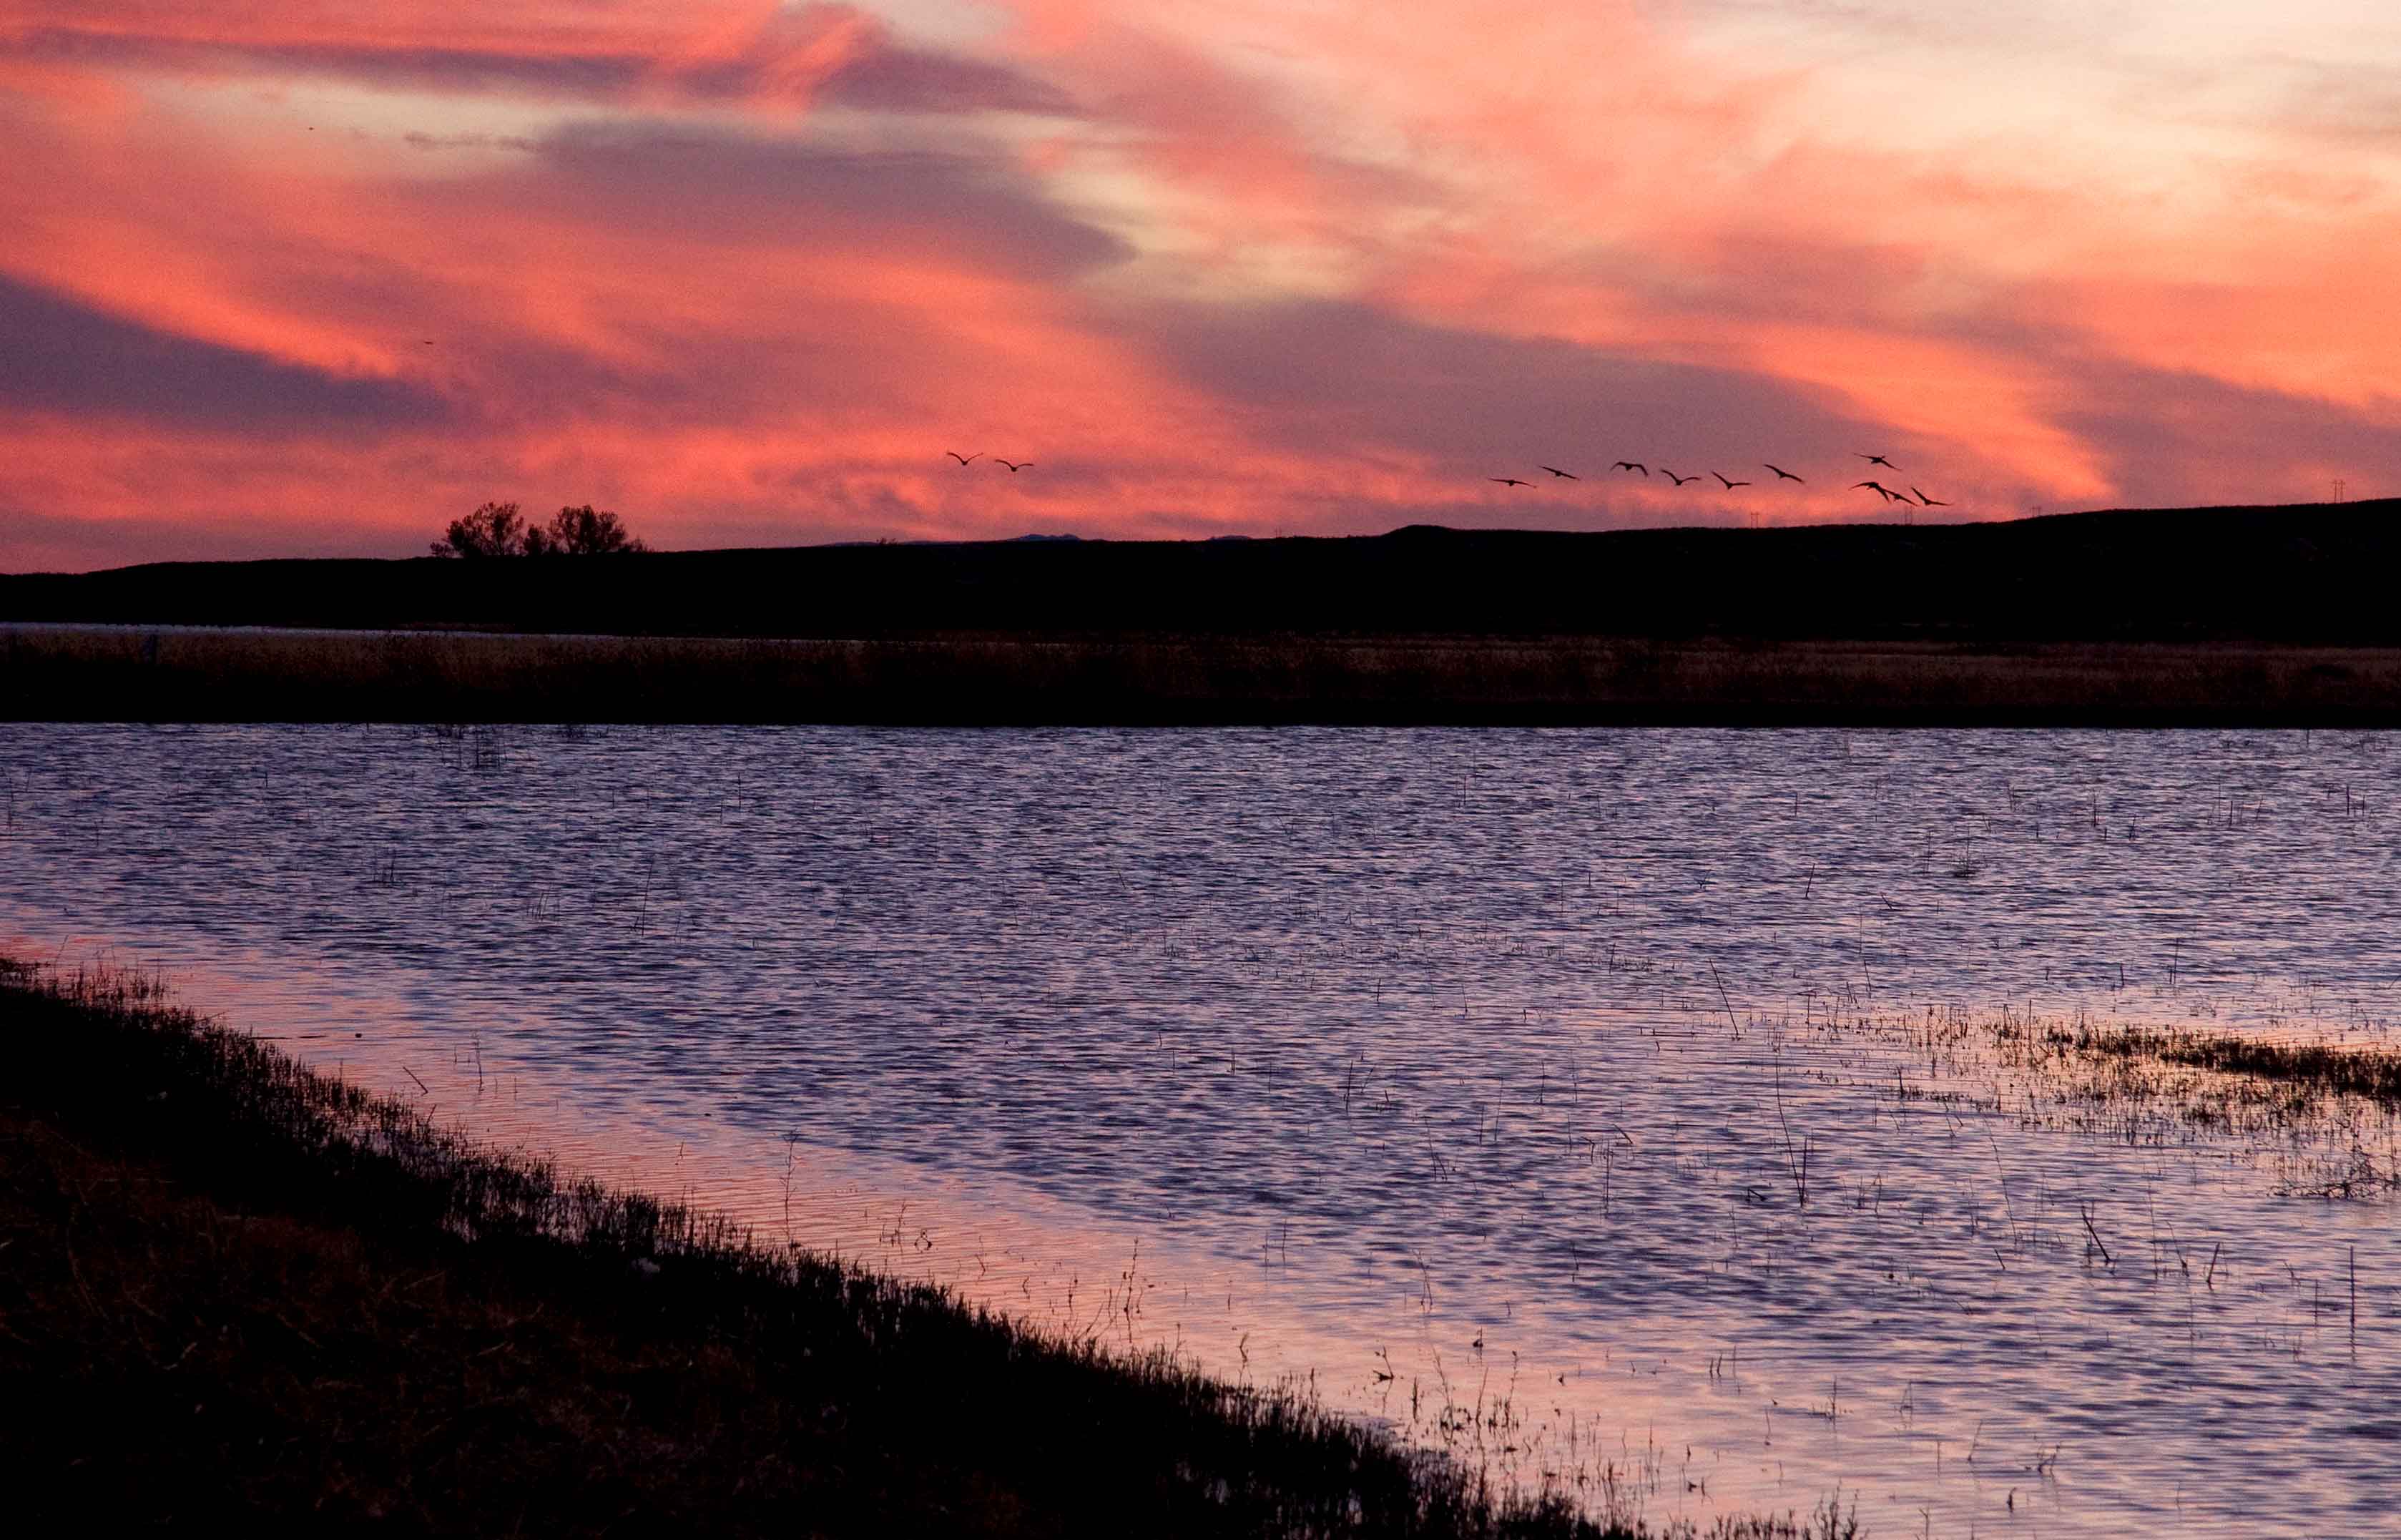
7 624 2401 723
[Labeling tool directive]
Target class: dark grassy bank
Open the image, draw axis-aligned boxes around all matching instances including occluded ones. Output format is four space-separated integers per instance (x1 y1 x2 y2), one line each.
0 958 1852 1538
5 502 2400 644
11 625 2401 724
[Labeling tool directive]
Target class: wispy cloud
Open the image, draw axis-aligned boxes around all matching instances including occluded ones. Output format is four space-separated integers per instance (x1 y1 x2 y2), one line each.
1 0 2395 568
0 274 452 428
1 2 1074 114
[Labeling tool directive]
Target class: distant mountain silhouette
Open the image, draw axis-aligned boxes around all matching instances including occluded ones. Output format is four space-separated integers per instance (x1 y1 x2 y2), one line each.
5 501 2399 644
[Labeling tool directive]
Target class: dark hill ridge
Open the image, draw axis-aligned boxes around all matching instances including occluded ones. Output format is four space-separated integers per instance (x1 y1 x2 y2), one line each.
4 501 2397 642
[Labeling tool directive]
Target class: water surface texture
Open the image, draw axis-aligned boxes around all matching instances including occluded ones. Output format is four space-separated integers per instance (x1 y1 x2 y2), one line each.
5 725 2398 1536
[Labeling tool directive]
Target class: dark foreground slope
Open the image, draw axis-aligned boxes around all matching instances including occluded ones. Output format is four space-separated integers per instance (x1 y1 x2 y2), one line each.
4 501 2399 642
0 960 1853 1538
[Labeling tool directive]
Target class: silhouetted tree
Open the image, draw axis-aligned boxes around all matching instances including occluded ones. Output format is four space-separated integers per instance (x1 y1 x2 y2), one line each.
524 504 647 556
430 501 526 559
431 501 648 558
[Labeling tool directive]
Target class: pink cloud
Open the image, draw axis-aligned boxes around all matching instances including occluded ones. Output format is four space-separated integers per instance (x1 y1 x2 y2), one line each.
0 1 1071 114
2 1 2397 569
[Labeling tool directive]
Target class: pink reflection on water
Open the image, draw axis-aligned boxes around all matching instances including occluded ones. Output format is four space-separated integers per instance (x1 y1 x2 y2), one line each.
10 723 2401 1536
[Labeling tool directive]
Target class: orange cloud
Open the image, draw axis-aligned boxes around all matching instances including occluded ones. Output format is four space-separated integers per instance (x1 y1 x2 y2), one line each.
4 1 2398 569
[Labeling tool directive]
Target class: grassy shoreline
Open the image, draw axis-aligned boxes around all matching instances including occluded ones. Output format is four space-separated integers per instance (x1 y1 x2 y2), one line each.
0 957 1855 1537
12 624 2401 724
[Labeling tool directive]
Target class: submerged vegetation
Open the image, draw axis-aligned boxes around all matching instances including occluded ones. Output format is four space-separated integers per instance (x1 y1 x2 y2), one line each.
2051 1021 2401 1108
1825 1002 2401 1200
0 956 1856 1538
1981 1012 2401 1198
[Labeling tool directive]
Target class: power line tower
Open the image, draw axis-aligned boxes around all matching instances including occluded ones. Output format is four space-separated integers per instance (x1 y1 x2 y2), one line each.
2333 478 2347 504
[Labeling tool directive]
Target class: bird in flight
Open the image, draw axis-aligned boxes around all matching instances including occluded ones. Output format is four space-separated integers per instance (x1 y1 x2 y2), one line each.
1911 487 1950 507
1490 476 1532 487
1614 461 1649 476
1713 473 1752 490
1540 466 1579 480
1855 453 1898 469
1853 480 1902 502
946 451 981 466
1764 464 1804 482
996 458 1031 472
1661 469 1699 486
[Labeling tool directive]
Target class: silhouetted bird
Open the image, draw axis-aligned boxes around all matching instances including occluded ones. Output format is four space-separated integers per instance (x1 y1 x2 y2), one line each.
1490 477 1532 487
1855 453 1898 469
1661 470 1699 486
996 459 1031 471
946 451 981 466
1614 461 1648 476
1912 487 1950 506
1713 473 1752 490
418 339 435 345
1852 480 1902 502
1764 464 1804 482
1540 466 1579 479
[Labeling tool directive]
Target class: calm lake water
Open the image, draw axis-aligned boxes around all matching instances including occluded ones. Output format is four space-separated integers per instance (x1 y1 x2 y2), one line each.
5 725 2398 1536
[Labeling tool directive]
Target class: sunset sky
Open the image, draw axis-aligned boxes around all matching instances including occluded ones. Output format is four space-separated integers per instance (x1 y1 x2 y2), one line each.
4 1 2397 569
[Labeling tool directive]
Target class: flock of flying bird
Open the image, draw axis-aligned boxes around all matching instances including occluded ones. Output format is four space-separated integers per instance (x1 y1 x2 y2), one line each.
946 451 1033 473
945 444 1954 511
1490 453 1952 510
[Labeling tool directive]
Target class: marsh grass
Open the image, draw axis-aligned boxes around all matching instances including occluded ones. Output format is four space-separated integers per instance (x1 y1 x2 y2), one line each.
10 624 2401 723
1865 1005 2401 1197
0 956 1852 1538
2054 1024 2401 1108
1986 1016 2401 1199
